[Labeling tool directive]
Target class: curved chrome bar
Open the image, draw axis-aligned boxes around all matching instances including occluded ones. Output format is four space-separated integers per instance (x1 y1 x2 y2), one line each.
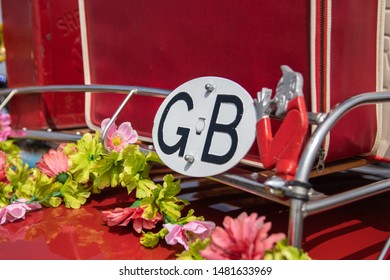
10 129 83 142
0 84 171 144
289 91 390 248
0 84 170 97
0 84 171 109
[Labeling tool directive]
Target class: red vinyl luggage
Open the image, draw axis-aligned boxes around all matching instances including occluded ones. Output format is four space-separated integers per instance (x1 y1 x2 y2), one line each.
80 0 386 166
2 0 86 130
373 0 390 162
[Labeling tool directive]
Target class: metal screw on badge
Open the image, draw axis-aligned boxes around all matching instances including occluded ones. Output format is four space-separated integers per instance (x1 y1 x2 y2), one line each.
184 154 195 163
205 83 215 92
195 117 206 135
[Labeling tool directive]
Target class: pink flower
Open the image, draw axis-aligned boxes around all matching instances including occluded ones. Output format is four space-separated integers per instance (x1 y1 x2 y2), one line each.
0 112 11 141
102 206 162 233
0 151 7 182
0 199 42 225
101 118 138 152
36 149 69 182
200 212 285 260
164 221 216 250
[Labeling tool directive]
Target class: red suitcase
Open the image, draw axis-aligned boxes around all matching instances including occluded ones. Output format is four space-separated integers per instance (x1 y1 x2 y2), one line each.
80 0 385 167
2 0 86 130
372 0 390 162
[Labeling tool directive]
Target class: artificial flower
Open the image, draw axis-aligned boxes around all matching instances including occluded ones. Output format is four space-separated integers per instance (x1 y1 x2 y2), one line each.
0 111 11 141
140 174 187 221
0 116 300 255
101 118 138 152
200 212 285 260
164 220 216 250
140 227 168 248
0 150 7 182
63 132 103 184
20 168 63 208
102 206 162 233
0 198 42 225
36 149 69 183
59 178 90 209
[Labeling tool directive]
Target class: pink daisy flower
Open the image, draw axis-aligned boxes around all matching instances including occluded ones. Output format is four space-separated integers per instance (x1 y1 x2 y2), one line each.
102 206 162 233
36 149 69 183
200 212 285 260
101 118 138 152
164 220 216 250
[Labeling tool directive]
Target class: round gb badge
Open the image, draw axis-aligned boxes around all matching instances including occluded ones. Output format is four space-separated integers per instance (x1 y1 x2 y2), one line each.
152 77 256 177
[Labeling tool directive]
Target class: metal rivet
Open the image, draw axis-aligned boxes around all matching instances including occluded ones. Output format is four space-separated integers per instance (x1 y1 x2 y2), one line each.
205 84 215 92
184 154 195 163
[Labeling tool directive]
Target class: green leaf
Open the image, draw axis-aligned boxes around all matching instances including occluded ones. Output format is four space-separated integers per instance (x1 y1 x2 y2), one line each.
47 196 62 208
130 199 142 208
161 174 181 197
145 151 163 165
121 145 147 176
136 179 156 198
0 140 21 158
140 175 187 223
6 160 30 188
140 188 160 220
176 209 203 225
11 168 63 207
64 132 103 184
156 175 188 221
140 228 168 248
60 178 91 209
264 239 311 260
92 150 123 189
176 238 210 260
119 172 138 194
118 145 156 196
0 182 12 207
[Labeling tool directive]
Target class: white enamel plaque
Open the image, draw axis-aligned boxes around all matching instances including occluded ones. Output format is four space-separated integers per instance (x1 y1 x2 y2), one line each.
152 77 256 177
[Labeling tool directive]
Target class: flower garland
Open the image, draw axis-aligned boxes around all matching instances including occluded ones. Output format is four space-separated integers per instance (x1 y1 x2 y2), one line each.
0 112 310 260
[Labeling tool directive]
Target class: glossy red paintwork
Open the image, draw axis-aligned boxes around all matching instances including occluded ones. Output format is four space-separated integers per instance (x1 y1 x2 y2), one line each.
0 187 179 260
0 167 389 260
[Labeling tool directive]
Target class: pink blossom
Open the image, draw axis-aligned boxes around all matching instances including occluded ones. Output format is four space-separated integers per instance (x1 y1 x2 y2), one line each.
0 199 42 225
102 206 162 233
101 118 138 152
0 112 11 141
0 151 7 182
36 149 69 181
200 212 285 260
164 220 216 250
57 143 70 152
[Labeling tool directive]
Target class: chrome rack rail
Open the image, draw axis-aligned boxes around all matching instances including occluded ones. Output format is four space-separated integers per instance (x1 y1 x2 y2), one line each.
0 84 170 143
207 91 390 258
1 85 389 258
290 92 390 244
